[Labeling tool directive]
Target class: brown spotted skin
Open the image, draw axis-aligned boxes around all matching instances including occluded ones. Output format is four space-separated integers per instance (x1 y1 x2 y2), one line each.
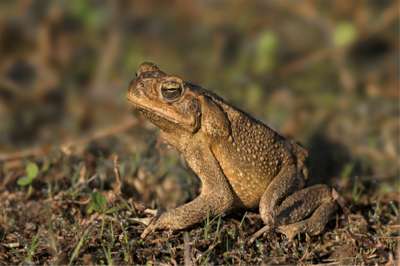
127 62 338 239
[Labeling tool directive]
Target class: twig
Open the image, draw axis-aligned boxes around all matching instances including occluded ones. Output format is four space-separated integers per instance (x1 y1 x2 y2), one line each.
0 145 52 163
277 48 336 76
112 154 122 196
0 76 28 99
372 1 400 34
0 117 137 162
184 232 193 266
276 1 397 78
89 0 122 96
332 188 350 215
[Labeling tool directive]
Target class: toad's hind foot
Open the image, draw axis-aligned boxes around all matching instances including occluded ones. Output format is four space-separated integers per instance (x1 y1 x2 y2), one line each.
277 221 306 240
277 199 338 240
247 224 273 244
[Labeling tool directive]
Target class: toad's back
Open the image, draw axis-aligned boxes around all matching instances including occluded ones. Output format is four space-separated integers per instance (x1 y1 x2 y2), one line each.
209 99 296 208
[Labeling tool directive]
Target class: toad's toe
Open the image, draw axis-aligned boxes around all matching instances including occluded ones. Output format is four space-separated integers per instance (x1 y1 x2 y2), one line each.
277 221 307 240
247 225 273 244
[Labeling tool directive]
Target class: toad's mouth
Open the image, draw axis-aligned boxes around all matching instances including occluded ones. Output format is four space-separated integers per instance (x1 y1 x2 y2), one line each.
127 91 199 131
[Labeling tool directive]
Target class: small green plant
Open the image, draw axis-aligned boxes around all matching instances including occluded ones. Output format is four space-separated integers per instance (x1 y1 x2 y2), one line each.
102 244 114 266
87 191 107 214
68 0 107 30
254 30 279 73
239 212 247 229
352 176 364 203
203 212 211 240
333 21 358 47
24 233 39 263
69 228 90 266
17 162 39 187
119 218 132 263
389 201 399 217
341 162 354 180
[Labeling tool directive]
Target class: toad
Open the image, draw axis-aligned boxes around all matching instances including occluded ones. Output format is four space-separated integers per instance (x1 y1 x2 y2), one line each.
127 62 338 241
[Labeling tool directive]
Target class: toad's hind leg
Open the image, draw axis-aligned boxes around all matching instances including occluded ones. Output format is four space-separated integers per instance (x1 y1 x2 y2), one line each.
259 166 306 227
256 163 337 241
275 184 338 239
248 166 305 243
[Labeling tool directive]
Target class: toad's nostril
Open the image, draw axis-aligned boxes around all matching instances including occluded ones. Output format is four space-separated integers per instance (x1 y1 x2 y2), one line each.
128 79 136 89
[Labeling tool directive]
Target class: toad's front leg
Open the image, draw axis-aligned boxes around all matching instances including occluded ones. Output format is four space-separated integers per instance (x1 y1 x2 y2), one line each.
141 145 236 238
141 189 234 238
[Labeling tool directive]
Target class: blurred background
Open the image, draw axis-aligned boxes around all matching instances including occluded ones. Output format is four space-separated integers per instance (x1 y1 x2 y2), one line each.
0 0 398 194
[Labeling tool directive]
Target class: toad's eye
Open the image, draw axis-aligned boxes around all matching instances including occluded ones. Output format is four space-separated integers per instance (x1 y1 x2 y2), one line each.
161 81 183 102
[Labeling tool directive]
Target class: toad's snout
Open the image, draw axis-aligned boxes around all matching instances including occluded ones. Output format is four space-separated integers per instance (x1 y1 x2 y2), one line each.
127 79 144 102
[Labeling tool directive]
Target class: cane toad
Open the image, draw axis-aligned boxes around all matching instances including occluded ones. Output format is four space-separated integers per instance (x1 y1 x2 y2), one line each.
127 62 338 240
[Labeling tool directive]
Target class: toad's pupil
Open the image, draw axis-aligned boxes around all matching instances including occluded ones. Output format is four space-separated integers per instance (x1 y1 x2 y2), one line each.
162 88 181 100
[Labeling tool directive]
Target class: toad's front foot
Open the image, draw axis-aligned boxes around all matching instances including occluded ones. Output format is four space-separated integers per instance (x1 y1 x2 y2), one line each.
128 208 160 238
140 217 159 239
